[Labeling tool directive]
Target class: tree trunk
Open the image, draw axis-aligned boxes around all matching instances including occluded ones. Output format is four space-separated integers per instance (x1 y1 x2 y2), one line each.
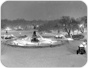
64 27 71 37
80 28 84 33
67 30 71 37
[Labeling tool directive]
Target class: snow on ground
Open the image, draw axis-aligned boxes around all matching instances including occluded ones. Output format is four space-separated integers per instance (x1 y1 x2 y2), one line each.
1 31 87 67
1 41 87 67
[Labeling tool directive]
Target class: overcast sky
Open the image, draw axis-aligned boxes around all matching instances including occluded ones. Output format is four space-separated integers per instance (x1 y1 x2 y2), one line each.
1 1 87 20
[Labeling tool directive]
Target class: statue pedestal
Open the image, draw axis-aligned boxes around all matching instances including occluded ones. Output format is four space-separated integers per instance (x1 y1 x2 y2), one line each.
31 38 39 42
31 31 39 42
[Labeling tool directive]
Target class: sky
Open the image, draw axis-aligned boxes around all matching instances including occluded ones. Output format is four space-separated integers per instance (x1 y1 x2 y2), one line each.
1 1 87 20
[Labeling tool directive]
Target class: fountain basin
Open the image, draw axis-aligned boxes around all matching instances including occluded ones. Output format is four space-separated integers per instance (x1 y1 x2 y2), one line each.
5 38 62 47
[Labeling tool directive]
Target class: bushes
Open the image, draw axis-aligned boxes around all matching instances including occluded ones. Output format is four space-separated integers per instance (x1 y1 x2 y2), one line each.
72 34 84 40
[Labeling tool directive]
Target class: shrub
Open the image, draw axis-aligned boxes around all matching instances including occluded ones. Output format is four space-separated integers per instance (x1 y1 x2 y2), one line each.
72 34 84 40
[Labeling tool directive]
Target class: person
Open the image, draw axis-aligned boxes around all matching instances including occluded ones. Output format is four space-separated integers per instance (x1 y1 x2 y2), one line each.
77 41 86 54
33 26 36 29
6 30 8 34
78 44 85 50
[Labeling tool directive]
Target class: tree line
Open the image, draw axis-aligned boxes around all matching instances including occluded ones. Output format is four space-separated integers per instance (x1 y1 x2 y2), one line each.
38 16 87 36
1 16 87 36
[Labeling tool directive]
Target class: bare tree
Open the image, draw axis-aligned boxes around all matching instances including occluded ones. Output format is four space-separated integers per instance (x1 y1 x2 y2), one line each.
59 16 79 36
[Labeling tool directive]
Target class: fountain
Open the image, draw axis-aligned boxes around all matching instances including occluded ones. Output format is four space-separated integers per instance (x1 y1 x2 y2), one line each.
5 25 62 47
31 31 39 42
30 25 39 42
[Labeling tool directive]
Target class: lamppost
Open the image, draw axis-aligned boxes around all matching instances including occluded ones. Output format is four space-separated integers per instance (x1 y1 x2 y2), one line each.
5 27 11 34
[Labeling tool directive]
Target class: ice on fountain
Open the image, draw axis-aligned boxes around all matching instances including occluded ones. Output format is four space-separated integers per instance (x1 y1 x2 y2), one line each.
8 28 58 46
11 37 58 46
